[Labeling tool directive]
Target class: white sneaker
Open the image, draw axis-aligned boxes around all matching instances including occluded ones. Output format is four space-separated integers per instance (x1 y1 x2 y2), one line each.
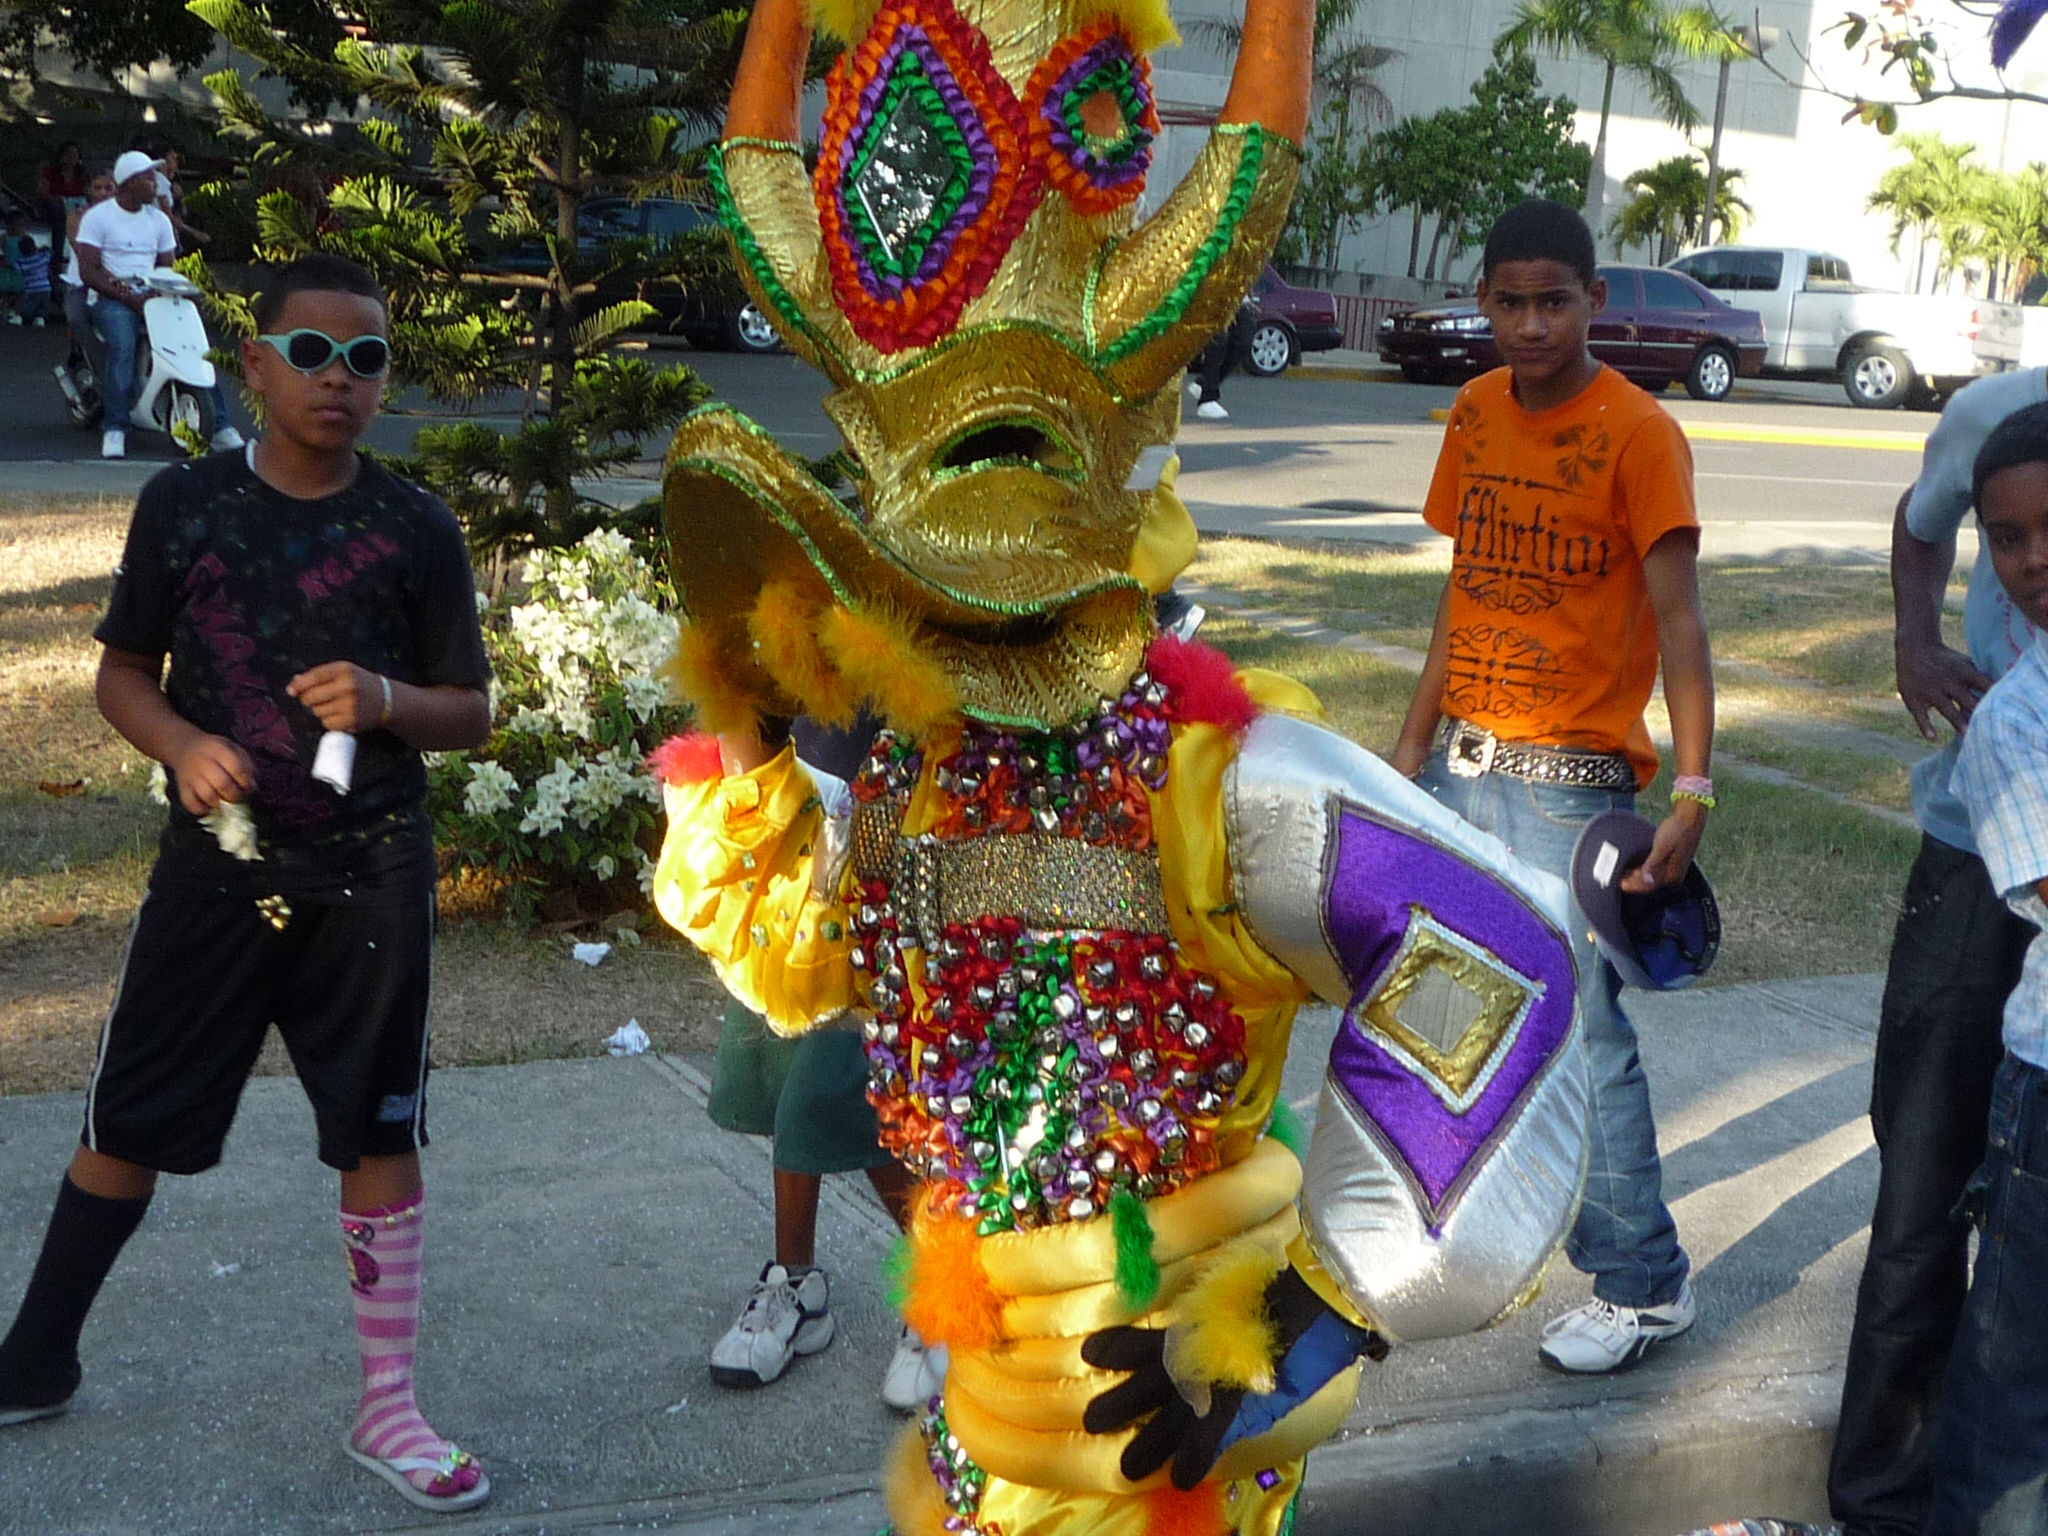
210 426 245 452
880 1323 949 1413
1195 400 1229 421
100 428 125 459
708 1262 833 1387
1538 1281 1696 1374
1186 379 1202 398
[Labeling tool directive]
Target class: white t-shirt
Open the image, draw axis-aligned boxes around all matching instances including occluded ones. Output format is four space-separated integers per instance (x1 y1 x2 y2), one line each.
74 199 175 293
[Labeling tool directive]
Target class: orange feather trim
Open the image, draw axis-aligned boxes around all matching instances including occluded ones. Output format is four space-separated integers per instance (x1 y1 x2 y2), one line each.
881 1420 950 1536
660 623 760 738
900 1203 1005 1352
748 582 858 727
819 603 960 740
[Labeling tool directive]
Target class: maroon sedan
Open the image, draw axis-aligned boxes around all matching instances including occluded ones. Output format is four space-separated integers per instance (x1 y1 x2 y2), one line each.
1376 264 1766 401
1243 265 1344 375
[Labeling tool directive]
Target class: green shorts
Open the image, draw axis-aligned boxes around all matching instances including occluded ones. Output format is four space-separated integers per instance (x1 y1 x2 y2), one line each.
705 1000 889 1175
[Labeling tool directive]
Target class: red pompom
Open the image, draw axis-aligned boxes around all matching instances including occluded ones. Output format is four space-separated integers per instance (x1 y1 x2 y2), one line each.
646 733 725 786
1141 1479 1228 1535
1146 634 1257 734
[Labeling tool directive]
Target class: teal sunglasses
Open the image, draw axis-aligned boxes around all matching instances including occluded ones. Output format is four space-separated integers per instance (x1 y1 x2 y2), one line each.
259 328 391 379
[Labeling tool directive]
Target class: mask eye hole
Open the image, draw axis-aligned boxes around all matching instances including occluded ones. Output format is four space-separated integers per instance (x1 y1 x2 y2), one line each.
938 421 1081 478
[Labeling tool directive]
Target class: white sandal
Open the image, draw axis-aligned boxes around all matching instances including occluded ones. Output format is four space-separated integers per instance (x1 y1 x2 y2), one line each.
345 1440 492 1513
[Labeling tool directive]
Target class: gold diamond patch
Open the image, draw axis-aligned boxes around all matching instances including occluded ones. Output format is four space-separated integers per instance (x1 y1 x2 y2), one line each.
1355 910 1540 1112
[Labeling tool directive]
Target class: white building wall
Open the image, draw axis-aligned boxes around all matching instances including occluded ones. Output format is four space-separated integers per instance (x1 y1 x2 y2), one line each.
1144 0 2048 292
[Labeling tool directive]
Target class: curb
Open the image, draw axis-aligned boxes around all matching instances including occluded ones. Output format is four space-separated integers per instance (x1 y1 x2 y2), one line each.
1297 1369 1839 1536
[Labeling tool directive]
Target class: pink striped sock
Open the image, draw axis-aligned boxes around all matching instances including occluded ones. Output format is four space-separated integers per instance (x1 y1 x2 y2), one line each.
340 1189 482 1500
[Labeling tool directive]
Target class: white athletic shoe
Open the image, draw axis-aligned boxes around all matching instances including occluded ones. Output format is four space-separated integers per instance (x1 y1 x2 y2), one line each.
100 429 125 459
1186 379 1202 398
880 1323 949 1413
1195 400 1229 421
708 1262 834 1387
210 426 245 452
1538 1281 1696 1374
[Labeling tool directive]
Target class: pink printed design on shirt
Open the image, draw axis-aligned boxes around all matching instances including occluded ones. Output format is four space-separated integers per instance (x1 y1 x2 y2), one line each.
183 551 333 826
297 531 401 604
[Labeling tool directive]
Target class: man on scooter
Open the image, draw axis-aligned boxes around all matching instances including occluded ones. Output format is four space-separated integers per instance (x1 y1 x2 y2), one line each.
74 151 242 461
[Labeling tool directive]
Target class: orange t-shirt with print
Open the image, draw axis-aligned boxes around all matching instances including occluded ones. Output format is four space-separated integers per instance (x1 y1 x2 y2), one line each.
1421 365 1698 788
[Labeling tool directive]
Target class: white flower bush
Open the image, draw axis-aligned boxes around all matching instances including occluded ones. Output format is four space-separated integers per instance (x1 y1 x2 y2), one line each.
427 530 690 914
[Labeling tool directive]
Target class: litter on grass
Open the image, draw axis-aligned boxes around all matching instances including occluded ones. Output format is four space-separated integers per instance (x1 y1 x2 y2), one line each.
605 1019 651 1057
572 941 612 966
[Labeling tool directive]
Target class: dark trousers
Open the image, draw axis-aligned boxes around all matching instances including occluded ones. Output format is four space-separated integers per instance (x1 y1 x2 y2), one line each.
1194 313 1251 403
1927 1054 2048 1535
1831 835 2031 1536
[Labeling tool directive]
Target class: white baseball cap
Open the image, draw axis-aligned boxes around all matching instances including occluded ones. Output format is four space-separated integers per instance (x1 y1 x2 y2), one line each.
112 151 164 188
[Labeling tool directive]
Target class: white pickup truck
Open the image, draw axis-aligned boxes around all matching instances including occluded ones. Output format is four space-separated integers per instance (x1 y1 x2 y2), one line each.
1667 245 1989 409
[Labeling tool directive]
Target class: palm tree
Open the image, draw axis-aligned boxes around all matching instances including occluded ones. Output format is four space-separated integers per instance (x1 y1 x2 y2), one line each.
1496 0 1740 221
1867 133 1993 292
1610 152 1748 262
1978 163 2048 301
1188 0 1396 127
1187 0 1397 270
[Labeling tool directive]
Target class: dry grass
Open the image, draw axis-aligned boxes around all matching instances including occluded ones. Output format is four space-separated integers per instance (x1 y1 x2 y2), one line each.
1186 536 1967 730
0 494 728 1096
0 504 1935 1094
1206 615 1918 983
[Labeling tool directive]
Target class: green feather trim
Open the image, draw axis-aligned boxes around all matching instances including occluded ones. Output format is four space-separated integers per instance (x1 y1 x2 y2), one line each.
881 1231 912 1312
1110 1187 1160 1309
1265 1099 1307 1158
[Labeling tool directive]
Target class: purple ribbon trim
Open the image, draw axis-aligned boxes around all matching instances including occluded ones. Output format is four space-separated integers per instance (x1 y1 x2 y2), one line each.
1040 37 1153 189
829 23 1004 302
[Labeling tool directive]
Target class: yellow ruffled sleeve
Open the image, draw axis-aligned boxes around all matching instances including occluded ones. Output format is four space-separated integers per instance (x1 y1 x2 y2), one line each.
1153 669 1328 1166
650 745 859 1034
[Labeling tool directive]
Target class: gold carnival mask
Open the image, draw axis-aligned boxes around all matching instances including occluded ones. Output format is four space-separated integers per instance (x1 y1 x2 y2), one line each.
663 0 1302 733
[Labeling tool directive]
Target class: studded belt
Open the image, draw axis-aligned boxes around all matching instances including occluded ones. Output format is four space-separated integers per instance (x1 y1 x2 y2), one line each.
1435 717 1636 791
852 798 1170 946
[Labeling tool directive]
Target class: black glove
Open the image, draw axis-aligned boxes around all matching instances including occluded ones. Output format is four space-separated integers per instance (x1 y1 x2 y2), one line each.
1081 1266 1383 1489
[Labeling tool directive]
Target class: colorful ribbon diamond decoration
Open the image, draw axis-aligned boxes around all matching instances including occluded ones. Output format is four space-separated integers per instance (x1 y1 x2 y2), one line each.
1025 19 1160 216
815 0 1041 352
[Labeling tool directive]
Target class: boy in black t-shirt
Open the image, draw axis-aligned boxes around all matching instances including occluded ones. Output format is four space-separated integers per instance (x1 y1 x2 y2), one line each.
0 254 495 1514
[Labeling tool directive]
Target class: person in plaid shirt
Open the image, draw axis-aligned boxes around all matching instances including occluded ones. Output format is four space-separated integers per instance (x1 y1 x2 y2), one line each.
1933 398 2048 1536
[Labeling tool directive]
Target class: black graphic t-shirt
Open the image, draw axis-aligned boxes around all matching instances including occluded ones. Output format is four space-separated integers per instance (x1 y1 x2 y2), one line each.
97 450 490 874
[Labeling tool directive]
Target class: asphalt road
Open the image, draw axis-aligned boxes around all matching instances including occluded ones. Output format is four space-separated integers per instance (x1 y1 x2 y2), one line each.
0 324 1930 565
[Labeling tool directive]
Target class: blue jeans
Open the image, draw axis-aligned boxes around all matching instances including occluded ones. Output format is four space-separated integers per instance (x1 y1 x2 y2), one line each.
1926 1053 2048 1536
90 298 229 431
1418 752 1691 1308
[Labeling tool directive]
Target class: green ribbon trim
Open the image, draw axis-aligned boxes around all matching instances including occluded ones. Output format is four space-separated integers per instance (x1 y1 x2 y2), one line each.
1092 122 1270 369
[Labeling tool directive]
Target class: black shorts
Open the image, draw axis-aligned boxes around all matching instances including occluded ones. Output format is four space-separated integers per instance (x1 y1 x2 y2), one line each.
84 858 437 1174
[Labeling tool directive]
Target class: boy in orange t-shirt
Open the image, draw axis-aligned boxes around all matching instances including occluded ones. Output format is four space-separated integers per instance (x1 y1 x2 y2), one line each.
1391 198 1716 1376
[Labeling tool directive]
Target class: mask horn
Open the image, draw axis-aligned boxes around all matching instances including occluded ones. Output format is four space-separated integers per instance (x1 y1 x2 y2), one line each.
716 0 851 380
1091 0 1314 398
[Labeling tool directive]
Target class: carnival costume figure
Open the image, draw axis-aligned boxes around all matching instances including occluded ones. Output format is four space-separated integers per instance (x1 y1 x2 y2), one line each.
650 0 1595 1528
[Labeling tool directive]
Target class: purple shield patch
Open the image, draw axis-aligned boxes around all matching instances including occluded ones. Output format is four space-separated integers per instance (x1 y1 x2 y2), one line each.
1321 801 1577 1227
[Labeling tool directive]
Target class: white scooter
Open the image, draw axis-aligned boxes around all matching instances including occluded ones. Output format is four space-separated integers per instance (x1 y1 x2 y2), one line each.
54 268 226 451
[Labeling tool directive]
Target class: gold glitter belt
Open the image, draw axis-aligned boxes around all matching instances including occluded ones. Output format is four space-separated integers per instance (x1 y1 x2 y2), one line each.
853 817 1169 946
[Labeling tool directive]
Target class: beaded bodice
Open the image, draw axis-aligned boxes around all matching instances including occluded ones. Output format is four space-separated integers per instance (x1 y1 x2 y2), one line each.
847 665 1252 1233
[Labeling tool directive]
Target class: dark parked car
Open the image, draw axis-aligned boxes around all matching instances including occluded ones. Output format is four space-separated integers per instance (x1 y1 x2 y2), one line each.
1375 264 1766 401
483 196 780 352
1242 265 1344 375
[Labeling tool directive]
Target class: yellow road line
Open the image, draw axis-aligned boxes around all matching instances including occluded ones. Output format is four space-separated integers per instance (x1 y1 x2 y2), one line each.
1681 422 1929 451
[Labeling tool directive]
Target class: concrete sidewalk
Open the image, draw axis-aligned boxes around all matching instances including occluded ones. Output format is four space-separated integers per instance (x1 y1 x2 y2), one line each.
0 973 1881 1536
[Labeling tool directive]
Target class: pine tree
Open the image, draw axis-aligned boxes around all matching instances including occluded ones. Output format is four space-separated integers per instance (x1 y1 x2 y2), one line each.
180 0 767 559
